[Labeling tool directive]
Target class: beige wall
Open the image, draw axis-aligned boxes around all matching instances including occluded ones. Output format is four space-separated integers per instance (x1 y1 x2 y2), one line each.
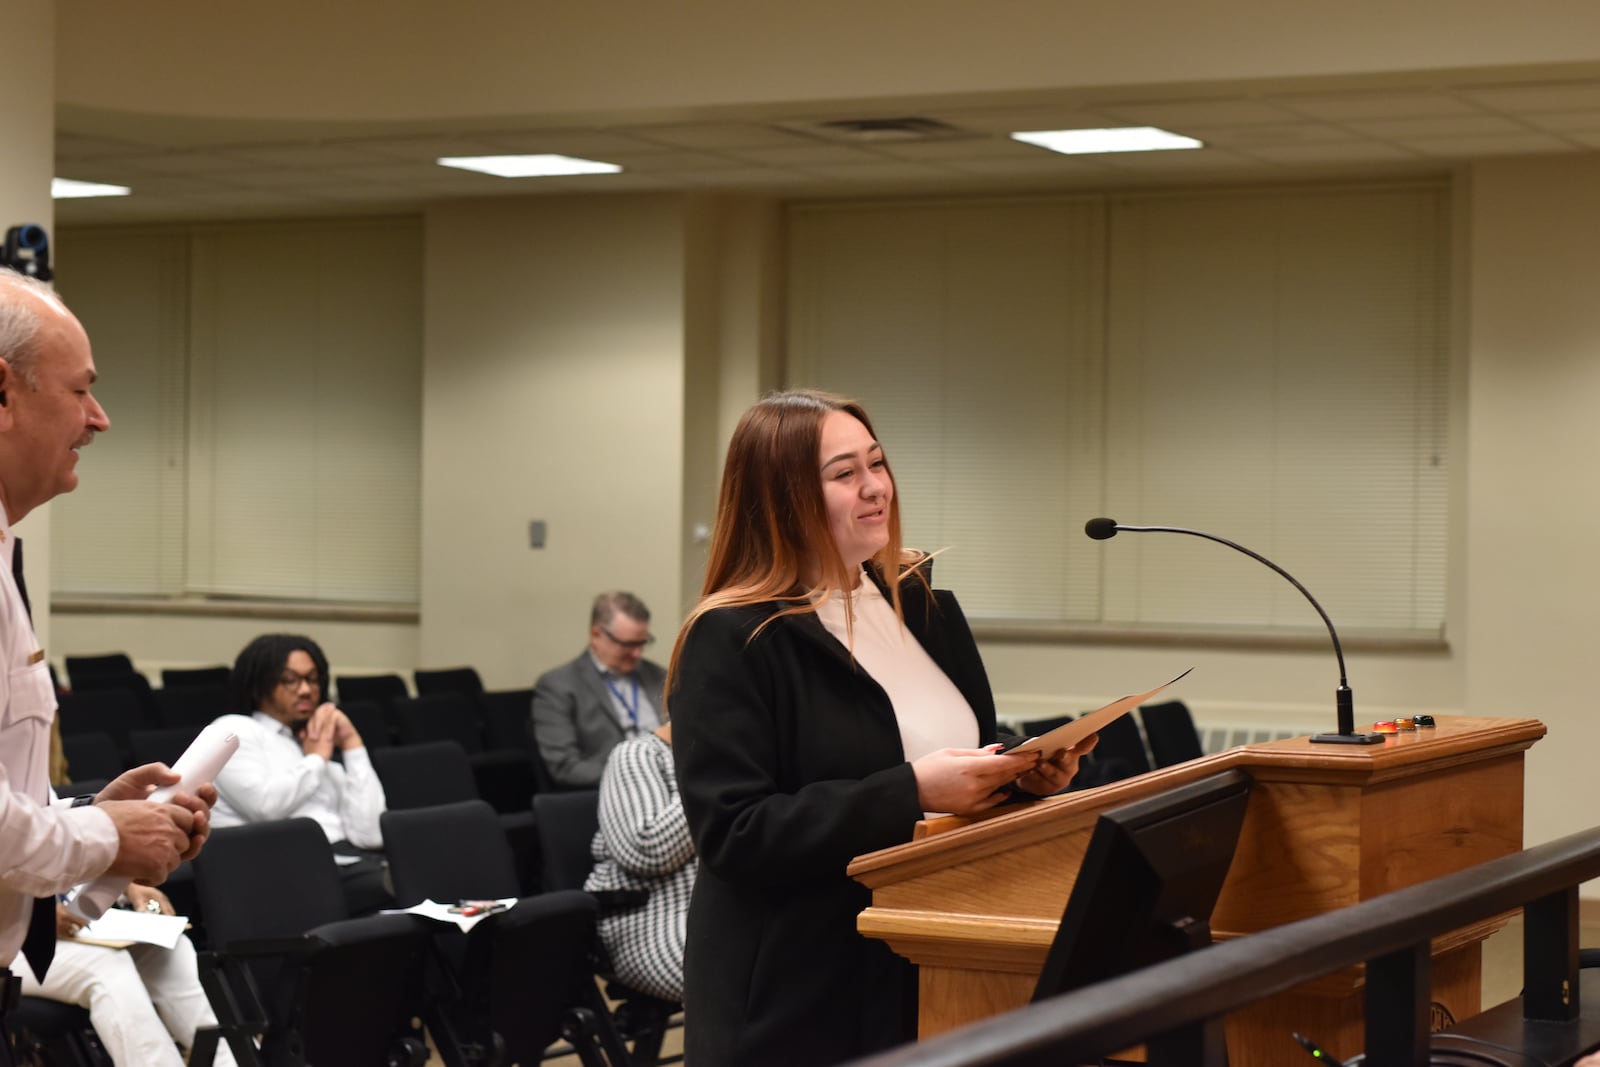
419 194 692 689
1466 154 1600 846
0 2 56 652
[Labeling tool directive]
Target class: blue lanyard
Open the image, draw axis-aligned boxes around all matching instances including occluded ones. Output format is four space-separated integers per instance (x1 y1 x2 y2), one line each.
604 674 640 732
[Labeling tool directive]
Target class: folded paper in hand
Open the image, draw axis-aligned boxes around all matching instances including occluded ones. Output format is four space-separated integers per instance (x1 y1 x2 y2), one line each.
1001 668 1194 756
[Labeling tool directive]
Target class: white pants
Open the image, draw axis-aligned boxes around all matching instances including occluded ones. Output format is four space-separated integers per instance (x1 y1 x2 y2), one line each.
15 937 238 1067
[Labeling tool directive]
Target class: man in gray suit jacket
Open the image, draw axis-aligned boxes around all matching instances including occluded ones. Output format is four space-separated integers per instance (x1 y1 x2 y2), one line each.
531 591 668 788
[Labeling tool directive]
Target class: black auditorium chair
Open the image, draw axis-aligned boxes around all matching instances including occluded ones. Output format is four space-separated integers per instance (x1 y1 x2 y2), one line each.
479 687 535 754
1018 714 1074 738
2 998 114 1067
1140 700 1205 767
533 789 683 1066
56 690 149 766
412 667 485 698
1080 712 1153 787
393 693 535 814
372 741 541 894
60 730 124 782
152 684 228 730
372 740 480 811
339 699 393 749
191 818 430 1067
392 692 484 751
128 725 204 769
63 652 143 691
335 673 409 715
161 665 232 690
59 776 110 801
381 799 627 1067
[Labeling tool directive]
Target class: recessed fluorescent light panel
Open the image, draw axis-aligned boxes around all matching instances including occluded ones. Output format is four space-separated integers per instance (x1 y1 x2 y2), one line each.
1010 126 1203 155
52 178 131 199
436 154 622 178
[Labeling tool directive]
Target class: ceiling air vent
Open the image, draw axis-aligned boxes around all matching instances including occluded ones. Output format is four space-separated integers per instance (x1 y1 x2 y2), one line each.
779 116 975 144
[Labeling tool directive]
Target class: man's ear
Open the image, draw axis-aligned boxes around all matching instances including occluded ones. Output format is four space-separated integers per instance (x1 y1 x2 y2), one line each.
0 358 16 430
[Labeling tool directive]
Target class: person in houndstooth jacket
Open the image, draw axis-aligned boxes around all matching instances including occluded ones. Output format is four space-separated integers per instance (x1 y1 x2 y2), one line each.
584 723 693 1002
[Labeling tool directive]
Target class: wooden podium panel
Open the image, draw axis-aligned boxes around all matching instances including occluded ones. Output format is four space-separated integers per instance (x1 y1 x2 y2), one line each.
848 716 1543 1067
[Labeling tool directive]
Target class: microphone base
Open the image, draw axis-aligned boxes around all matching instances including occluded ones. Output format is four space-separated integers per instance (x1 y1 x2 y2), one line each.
1309 731 1387 745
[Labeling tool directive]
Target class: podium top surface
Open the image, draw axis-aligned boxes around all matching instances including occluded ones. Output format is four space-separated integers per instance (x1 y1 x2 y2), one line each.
849 715 1543 885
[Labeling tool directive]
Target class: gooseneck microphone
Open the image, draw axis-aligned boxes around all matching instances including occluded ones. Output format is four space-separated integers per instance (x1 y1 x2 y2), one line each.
1084 517 1382 745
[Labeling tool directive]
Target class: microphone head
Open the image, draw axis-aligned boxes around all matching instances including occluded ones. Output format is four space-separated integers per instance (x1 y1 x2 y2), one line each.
1085 517 1119 541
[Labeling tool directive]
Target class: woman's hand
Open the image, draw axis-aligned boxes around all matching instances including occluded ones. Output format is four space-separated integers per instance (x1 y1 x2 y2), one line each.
125 883 175 916
1014 734 1099 797
912 746 1041 815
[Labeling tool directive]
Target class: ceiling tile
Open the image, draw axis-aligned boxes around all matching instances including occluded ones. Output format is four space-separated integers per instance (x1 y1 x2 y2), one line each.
618 123 817 150
1182 122 1360 148
1090 148 1264 171
1345 115 1532 139
1095 99 1299 128
341 136 509 162
871 137 1039 161
1238 142 1425 164
1407 133 1579 158
1520 110 1600 133
1275 92 1483 121
478 129 674 157
802 161 956 183
213 144 409 169
603 150 747 172
1457 82 1600 113
727 144 885 166
933 107 1123 134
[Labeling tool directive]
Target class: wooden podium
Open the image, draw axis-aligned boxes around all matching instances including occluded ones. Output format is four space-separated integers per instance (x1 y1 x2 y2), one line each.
847 716 1544 1067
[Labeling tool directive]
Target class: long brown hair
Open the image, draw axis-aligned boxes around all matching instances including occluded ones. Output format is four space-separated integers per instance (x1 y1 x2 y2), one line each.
666 388 927 694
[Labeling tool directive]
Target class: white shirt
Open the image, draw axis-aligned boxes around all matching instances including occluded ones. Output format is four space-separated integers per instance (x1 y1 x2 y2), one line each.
813 574 979 763
210 711 386 850
0 510 118 967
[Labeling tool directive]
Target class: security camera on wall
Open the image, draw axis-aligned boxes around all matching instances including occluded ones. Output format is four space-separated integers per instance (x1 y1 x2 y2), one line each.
3 223 51 282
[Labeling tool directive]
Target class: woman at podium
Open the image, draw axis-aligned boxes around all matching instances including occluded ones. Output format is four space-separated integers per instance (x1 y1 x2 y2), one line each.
667 388 1093 1067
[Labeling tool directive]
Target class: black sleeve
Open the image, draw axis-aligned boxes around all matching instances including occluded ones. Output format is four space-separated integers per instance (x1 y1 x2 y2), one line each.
671 609 923 889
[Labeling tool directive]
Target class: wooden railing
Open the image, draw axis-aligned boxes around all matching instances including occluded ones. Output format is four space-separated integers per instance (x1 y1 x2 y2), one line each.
849 826 1600 1067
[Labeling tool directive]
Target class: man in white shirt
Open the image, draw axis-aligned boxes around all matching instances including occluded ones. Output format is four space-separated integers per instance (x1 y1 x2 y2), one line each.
0 269 215 1054
210 633 390 914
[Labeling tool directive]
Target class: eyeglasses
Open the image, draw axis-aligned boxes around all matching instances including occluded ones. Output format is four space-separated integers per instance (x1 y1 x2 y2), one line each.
599 626 655 651
277 671 322 691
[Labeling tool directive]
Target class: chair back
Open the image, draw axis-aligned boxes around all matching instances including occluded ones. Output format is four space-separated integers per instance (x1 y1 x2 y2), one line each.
1086 712 1153 782
336 672 409 711
64 653 138 688
193 818 349 946
413 666 485 697
382 799 520 906
1019 714 1074 737
1140 700 1205 767
339 699 392 749
160 665 231 689
56 690 148 757
480 688 536 753
60 731 124 781
533 789 601 892
393 692 485 752
128 725 204 768
371 740 478 809
152 685 227 729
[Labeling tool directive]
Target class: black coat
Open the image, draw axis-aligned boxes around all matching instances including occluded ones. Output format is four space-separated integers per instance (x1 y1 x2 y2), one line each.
672 572 998 1067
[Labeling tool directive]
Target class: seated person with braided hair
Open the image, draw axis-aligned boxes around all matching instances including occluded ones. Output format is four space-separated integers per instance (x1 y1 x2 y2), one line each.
209 633 391 915
584 722 694 1002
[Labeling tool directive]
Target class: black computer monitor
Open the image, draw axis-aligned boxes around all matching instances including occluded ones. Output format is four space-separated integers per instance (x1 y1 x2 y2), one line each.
1032 769 1253 1001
